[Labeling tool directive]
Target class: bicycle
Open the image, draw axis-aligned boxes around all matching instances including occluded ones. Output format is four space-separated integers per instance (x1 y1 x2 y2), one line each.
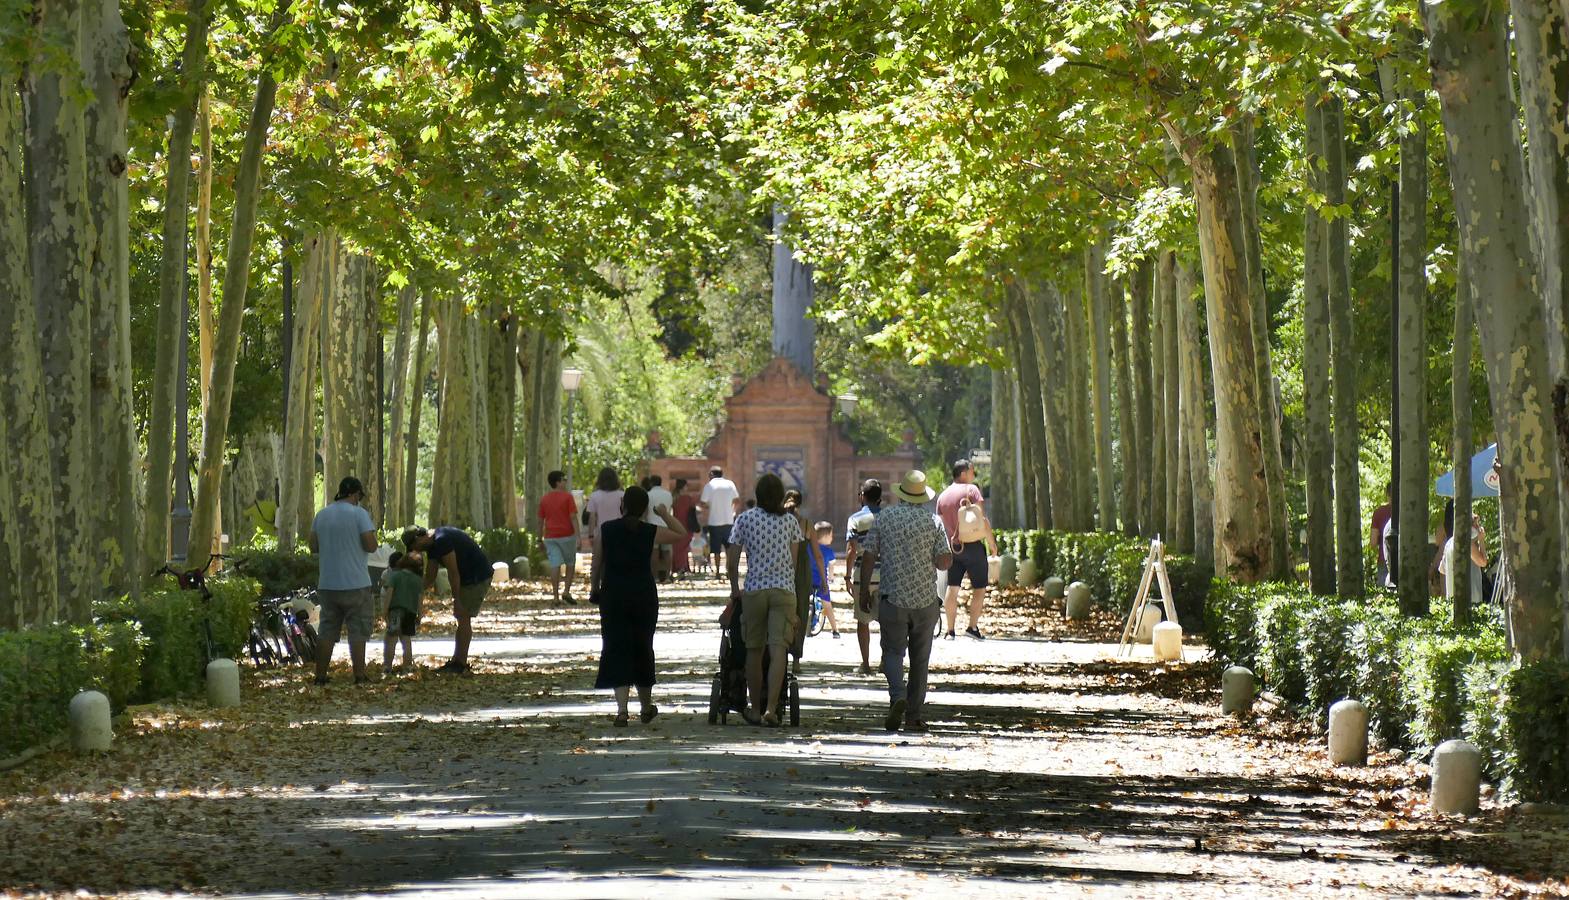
806 593 826 637
247 589 319 669
151 554 227 668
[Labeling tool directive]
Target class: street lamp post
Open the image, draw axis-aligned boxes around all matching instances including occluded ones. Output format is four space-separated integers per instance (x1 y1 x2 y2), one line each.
562 367 584 481
836 393 858 420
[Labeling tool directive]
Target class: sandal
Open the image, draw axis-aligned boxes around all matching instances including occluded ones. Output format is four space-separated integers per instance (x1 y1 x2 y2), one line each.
613 713 629 728
740 708 763 726
640 705 659 724
762 710 781 728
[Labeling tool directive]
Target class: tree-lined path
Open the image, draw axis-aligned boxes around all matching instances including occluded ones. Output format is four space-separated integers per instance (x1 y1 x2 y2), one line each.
2 581 1558 897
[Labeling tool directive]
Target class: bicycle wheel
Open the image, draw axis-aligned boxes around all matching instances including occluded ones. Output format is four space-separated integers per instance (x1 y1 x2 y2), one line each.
807 597 824 637
246 627 274 668
292 623 318 666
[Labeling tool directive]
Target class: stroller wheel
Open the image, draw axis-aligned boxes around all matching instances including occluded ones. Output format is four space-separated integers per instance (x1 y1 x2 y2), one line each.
789 676 801 727
708 676 722 725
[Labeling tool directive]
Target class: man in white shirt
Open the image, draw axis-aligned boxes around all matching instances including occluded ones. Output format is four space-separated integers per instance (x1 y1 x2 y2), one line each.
644 474 676 582
699 466 741 577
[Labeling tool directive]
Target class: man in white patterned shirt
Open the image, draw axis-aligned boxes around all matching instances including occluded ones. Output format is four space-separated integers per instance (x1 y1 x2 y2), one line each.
857 470 953 732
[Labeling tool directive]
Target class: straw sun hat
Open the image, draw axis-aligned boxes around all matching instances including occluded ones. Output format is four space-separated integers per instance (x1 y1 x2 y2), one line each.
894 470 936 504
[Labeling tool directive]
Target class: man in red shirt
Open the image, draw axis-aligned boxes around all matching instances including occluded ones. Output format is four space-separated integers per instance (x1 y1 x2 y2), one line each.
538 470 582 605
935 459 997 640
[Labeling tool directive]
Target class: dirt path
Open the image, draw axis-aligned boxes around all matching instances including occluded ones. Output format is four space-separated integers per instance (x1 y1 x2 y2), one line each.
1 578 1565 897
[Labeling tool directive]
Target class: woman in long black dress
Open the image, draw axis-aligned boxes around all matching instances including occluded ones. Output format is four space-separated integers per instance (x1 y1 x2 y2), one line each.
590 486 687 727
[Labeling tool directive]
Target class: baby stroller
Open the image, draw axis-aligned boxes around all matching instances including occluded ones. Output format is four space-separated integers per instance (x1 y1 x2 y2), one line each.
708 606 801 726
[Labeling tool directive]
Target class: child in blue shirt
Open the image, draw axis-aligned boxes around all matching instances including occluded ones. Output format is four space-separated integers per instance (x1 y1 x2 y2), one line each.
809 521 840 638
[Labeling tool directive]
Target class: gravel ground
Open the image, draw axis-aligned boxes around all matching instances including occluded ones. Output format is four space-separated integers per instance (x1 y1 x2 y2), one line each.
0 575 1565 898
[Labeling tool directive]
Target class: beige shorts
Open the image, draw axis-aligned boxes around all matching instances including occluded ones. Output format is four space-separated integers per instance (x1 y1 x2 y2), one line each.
317 587 374 644
850 571 880 624
741 588 797 648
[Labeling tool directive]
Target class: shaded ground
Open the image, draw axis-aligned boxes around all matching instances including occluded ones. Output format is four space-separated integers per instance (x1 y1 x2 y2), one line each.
1 576 1566 897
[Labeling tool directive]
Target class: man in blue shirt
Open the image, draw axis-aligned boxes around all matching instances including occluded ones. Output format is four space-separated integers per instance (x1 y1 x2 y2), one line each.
310 477 379 685
402 525 491 673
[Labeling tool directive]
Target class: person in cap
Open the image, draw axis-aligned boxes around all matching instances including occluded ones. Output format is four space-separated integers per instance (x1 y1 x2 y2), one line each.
309 476 379 685
842 478 884 675
856 470 953 732
402 523 491 674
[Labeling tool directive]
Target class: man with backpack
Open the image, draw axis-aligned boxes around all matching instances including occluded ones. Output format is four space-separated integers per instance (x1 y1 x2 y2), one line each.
936 459 998 640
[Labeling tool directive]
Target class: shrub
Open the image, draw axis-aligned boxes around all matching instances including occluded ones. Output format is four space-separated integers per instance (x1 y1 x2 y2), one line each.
228 547 317 597
0 621 147 758
476 527 546 572
1499 658 1569 803
97 578 257 700
1399 625 1509 751
1203 579 1565 801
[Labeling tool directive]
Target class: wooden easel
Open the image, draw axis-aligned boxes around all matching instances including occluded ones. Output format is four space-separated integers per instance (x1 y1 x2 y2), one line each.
1117 538 1181 659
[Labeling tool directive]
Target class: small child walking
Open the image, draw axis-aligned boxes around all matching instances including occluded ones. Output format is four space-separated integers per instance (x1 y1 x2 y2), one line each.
810 521 840 638
382 551 425 675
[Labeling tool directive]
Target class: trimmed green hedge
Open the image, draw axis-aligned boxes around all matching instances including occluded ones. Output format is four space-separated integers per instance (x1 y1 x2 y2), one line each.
0 621 146 758
96 578 257 701
228 547 318 597
995 529 1213 621
1205 581 1568 802
2 577 263 758
475 527 546 572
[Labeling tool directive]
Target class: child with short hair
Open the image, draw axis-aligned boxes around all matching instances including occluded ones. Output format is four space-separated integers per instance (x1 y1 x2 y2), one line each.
689 532 710 575
382 551 425 675
810 521 840 638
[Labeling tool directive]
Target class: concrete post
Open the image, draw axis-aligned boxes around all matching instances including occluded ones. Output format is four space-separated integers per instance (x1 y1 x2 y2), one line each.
69 690 112 751
1328 699 1369 765
1043 576 1066 600
1134 604 1162 642
206 658 241 707
511 556 532 580
1221 666 1256 715
997 554 1018 587
1065 581 1092 620
1152 621 1183 660
491 561 510 584
1431 739 1482 815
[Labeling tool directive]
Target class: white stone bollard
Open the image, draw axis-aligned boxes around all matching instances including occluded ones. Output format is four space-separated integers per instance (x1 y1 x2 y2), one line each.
1018 558 1039 587
69 690 112 752
1431 739 1483 816
1327 699 1369 765
1043 576 1066 600
1134 604 1163 642
436 568 451 595
492 561 511 584
1065 581 1092 620
206 658 241 708
1221 666 1256 715
1152 621 1183 661
997 554 1018 587
511 556 532 580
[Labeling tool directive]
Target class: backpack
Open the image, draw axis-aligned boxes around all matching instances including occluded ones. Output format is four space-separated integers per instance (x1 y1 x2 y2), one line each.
957 500 987 543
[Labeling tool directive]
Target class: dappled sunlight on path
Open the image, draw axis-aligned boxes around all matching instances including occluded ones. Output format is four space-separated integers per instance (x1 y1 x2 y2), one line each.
0 577 1563 897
